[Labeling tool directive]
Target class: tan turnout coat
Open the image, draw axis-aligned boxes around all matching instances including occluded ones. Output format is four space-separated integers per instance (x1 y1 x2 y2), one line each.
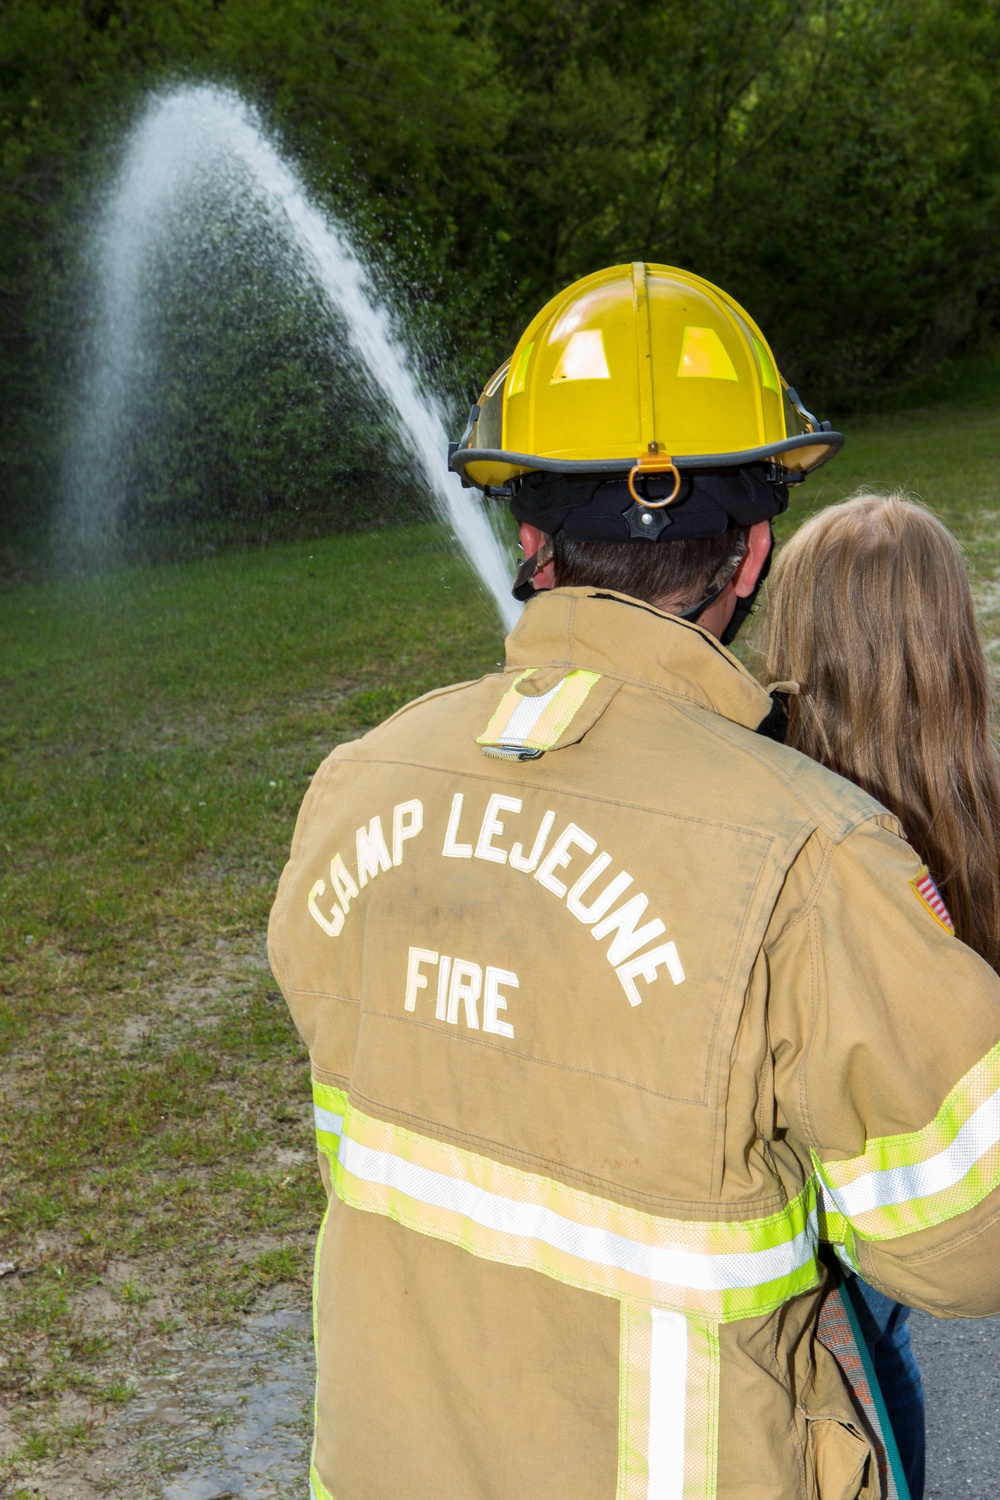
269 588 1000 1500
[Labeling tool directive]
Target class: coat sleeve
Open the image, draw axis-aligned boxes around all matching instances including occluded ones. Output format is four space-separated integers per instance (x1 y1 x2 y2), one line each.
765 814 1000 1317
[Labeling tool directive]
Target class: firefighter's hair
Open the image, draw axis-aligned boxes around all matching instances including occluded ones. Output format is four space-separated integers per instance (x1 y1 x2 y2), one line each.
764 491 1000 972
552 525 749 610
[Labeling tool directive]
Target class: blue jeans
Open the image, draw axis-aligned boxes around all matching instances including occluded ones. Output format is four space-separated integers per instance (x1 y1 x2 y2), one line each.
849 1276 925 1500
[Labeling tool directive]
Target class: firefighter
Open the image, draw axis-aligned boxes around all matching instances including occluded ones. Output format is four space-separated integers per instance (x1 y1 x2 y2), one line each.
269 263 1000 1500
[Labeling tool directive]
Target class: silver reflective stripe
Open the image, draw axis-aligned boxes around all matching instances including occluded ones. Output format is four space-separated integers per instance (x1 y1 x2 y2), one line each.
497 680 564 746
828 1085 1000 1217
314 1104 344 1137
337 1133 815 1294
648 1308 688 1499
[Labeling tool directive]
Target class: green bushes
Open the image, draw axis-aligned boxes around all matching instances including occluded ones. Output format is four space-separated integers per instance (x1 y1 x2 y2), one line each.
4 0 1000 556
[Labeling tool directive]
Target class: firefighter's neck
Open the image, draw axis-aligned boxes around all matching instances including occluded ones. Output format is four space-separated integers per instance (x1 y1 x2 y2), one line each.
516 522 770 644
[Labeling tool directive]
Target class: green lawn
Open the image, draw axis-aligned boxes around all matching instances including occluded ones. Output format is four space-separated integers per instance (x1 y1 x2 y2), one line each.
2 386 1000 1491
0 524 506 1493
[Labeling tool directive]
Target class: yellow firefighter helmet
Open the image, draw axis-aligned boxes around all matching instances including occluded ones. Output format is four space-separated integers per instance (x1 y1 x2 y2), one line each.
450 262 841 494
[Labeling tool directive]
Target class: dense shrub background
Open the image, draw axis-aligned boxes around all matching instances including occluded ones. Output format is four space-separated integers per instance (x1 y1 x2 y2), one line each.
3 0 1000 555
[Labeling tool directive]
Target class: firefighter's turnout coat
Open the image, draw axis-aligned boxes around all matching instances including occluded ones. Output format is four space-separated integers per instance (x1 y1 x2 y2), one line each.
269 588 1000 1500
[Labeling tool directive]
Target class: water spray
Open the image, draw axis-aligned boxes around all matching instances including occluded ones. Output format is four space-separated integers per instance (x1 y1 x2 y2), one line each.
61 84 520 632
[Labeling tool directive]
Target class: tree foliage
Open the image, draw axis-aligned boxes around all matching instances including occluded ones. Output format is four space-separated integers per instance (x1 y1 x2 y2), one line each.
3 0 1000 554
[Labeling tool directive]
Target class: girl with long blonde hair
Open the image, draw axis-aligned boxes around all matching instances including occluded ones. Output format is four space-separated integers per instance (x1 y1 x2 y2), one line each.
764 491 1000 1499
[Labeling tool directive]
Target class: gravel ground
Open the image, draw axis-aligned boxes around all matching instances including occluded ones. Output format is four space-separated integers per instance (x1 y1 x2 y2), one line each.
910 1311 1000 1499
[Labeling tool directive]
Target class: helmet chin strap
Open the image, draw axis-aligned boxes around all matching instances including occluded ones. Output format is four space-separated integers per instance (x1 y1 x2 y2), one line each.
719 524 774 646
673 524 774 646
674 577 735 628
511 539 554 602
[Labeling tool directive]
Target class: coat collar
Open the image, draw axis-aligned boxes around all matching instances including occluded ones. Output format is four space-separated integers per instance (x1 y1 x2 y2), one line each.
504 587 773 733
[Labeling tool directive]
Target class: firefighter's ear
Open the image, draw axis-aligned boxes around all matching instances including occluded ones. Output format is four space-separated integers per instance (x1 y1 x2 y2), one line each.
518 524 555 592
733 520 773 598
519 523 547 557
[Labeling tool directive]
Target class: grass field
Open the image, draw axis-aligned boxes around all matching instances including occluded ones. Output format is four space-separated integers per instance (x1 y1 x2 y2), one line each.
2 382 1000 1496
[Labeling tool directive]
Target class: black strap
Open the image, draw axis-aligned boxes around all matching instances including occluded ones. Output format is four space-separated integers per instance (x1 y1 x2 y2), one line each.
511 541 554 602
720 522 774 645
674 578 733 626
756 691 789 743
675 535 751 634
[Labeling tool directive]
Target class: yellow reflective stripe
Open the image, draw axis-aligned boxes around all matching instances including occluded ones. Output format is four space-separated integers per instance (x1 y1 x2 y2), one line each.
310 1199 332 1499
322 1093 819 1320
478 667 537 743
310 1090 343 1500
618 1304 720 1500
310 1465 335 1500
684 1316 721 1500
526 670 601 747
618 1301 652 1500
751 334 780 394
312 1079 347 1161
815 1041 1000 1241
477 668 603 753
508 340 534 397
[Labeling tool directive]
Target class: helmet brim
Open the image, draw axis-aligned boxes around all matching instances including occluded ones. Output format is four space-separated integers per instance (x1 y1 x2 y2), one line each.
451 430 843 491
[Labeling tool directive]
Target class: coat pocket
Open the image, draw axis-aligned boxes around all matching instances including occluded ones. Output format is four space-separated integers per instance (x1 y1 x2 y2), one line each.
807 1417 877 1500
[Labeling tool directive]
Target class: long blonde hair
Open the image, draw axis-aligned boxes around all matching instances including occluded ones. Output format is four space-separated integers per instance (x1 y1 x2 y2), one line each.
764 492 1000 971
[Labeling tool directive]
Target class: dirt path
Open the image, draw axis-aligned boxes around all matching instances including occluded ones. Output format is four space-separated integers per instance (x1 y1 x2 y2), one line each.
13 1293 313 1500
0 932 323 1500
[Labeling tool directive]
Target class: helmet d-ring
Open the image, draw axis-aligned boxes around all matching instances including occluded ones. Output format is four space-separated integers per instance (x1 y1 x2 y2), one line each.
627 445 682 507
625 445 682 539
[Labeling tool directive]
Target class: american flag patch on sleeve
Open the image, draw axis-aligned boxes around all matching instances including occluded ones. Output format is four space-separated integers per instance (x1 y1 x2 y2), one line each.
909 866 954 934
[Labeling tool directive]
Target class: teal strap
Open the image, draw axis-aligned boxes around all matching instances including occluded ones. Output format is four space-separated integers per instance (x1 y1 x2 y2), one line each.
837 1276 912 1500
